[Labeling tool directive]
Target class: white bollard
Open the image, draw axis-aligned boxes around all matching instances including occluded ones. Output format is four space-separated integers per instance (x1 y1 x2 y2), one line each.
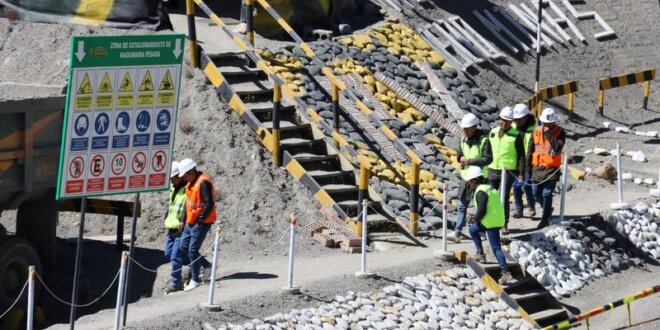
355 200 375 278
611 142 630 209
500 168 507 206
558 156 569 224
434 183 454 260
114 252 128 330
199 225 222 311
27 266 35 330
282 214 301 293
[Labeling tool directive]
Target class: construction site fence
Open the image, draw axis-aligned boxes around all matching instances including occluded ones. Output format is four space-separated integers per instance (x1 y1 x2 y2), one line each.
598 68 655 115
524 80 579 118
542 285 660 330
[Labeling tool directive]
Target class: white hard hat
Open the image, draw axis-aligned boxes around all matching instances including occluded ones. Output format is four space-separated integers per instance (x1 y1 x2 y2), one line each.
513 104 530 119
464 166 483 181
177 158 197 177
170 161 180 178
499 107 513 121
460 113 479 128
539 108 559 123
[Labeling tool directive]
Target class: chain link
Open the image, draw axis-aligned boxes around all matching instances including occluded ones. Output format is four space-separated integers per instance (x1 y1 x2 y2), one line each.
130 244 215 274
0 280 29 319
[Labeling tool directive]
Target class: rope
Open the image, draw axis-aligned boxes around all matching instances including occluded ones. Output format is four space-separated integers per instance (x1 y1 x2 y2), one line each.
129 244 215 274
0 280 29 319
35 269 120 308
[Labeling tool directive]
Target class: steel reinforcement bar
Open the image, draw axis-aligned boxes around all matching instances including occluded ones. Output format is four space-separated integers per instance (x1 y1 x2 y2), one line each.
542 285 660 330
598 68 655 115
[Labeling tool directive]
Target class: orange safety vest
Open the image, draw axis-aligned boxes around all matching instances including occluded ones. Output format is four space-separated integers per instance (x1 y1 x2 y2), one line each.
532 126 562 168
185 172 217 225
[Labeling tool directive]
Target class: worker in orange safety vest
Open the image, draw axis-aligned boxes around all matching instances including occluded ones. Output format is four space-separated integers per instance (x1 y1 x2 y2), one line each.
526 108 566 229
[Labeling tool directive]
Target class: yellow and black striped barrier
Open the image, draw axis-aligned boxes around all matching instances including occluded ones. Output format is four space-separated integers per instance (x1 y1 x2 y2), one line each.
186 0 198 67
543 285 660 330
598 69 655 115
245 0 255 46
525 80 579 118
409 161 420 235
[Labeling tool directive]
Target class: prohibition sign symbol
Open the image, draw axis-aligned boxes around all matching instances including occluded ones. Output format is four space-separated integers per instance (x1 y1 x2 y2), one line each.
132 152 147 174
69 156 84 178
152 151 167 172
112 153 127 175
90 154 105 177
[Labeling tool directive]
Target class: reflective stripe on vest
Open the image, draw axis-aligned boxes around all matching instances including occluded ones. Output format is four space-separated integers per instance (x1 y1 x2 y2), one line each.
488 126 519 171
532 126 562 168
473 184 505 229
165 186 187 229
185 172 217 225
460 136 489 180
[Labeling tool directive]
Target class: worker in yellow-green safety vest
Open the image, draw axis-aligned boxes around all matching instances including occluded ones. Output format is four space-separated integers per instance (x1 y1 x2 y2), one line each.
488 107 526 235
512 103 537 219
164 161 189 293
465 166 513 284
448 113 492 243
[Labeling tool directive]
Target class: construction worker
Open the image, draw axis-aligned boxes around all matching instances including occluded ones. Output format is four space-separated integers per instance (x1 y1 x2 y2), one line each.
164 161 188 293
512 104 537 219
488 107 526 234
527 108 566 229
177 158 217 292
465 166 513 284
448 113 492 243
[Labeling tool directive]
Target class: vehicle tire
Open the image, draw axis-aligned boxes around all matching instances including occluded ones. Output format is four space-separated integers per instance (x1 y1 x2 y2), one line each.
17 189 58 268
0 238 42 313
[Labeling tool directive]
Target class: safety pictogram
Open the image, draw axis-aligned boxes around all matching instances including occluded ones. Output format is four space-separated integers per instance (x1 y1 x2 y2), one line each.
115 112 130 134
159 69 174 90
90 154 105 177
69 156 85 178
74 114 89 136
152 151 167 172
136 110 151 132
118 72 133 92
111 153 127 175
97 72 113 93
139 71 154 92
132 152 146 174
95 113 110 135
78 73 93 94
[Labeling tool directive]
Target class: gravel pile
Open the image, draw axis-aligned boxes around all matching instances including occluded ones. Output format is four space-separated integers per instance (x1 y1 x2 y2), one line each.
608 202 660 259
510 219 642 298
214 268 533 330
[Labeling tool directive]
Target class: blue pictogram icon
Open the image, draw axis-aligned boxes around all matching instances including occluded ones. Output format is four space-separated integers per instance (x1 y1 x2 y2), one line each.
115 112 130 134
136 110 150 132
95 113 110 135
156 109 171 131
74 114 89 136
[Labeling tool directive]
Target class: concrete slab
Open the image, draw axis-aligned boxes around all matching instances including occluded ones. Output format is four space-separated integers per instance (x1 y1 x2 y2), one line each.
170 13 241 55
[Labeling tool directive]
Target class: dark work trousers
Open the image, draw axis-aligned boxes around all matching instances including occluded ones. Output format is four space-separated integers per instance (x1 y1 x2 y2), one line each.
488 169 517 227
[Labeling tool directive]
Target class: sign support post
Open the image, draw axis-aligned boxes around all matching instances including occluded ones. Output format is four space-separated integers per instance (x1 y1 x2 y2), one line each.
69 197 87 330
122 192 140 326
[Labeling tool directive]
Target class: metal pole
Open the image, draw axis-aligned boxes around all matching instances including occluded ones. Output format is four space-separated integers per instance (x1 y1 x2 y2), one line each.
272 85 282 166
332 84 340 148
122 193 140 326
568 92 574 119
616 142 623 203
534 0 543 92
69 197 87 330
357 160 369 231
500 168 506 206
598 89 605 116
627 303 632 326
287 214 296 289
559 156 568 223
643 81 650 110
186 0 198 67
361 199 368 273
114 252 128 330
27 266 35 330
245 0 255 47
207 225 221 305
409 162 420 235
442 183 448 252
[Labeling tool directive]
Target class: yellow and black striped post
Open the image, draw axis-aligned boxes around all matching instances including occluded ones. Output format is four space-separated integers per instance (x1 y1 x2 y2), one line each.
598 69 655 115
272 84 282 166
332 83 340 148
245 0 255 46
568 92 574 117
409 161 420 235
358 158 369 220
186 0 198 68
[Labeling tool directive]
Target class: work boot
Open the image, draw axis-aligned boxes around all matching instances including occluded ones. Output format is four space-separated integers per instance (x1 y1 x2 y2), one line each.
499 272 513 284
473 252 486 263
447 231 461 243
537 219 549 229
164 283 182 294
527 206 536 217
512 208 523 218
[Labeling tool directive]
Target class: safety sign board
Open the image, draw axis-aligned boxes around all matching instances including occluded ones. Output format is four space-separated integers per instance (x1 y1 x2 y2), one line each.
57 34 184 199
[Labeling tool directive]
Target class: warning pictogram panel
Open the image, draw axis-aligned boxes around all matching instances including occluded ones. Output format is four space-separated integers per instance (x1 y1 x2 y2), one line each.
108 152 128 191
148 149 168 187
157 67 178 106
87 154 106 192
65 155 86 194
95 70 115 109
137 69 155 107
115 69 136 108
75 71 94 110
129 151 147 189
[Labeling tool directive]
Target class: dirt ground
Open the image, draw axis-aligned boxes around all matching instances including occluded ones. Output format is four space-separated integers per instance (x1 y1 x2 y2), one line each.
1 0 659 328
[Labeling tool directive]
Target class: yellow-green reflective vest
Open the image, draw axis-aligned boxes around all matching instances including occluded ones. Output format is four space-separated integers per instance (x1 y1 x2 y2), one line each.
165 186 187 229
488 126 519 171
473 184 505 229
460 136 489 180
522 123 536 157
